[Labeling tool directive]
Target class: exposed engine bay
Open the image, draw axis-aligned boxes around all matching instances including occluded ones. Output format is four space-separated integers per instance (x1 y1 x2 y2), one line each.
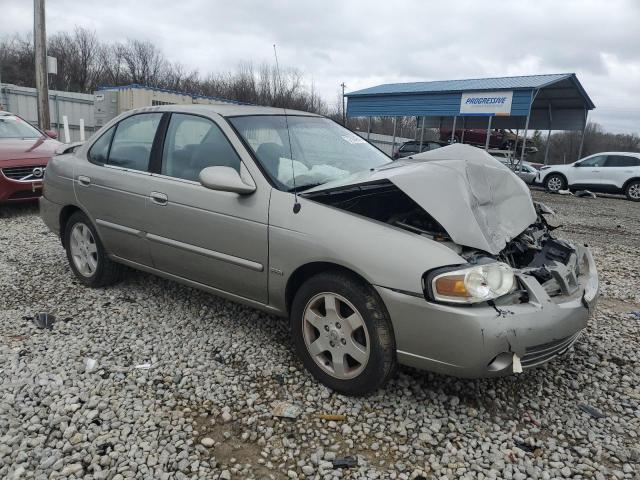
304 180 580 298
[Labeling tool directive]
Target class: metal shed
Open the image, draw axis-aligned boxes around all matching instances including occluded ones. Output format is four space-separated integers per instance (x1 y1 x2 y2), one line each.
94 84 243 127
345 73 595 162
0 83 95 141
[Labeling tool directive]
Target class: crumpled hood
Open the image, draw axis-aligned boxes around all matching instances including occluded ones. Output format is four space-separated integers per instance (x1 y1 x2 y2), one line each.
306 144 537 255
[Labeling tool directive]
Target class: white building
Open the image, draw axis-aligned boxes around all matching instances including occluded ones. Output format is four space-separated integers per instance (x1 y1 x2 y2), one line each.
94 84 241 127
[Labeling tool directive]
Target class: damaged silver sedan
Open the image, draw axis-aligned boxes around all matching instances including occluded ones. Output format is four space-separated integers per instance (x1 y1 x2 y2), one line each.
40 105 599 395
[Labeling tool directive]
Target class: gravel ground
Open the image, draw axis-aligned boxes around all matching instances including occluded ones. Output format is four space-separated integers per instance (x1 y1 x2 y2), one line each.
1 191 638 480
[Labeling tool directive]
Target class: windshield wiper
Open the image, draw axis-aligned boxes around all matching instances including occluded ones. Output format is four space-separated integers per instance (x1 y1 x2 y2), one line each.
288 182 324 193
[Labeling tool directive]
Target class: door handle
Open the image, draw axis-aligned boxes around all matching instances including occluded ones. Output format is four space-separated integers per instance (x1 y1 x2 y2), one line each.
77 175 91 186
592 170 600 173
150 191 168 206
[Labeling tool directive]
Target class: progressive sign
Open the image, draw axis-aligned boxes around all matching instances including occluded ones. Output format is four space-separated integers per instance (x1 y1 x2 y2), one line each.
459 91 513 116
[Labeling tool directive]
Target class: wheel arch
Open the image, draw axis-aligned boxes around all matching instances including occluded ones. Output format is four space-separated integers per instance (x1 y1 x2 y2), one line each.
544 171 568 187
285 262 371 315
59 204 92 247
622 177 640 190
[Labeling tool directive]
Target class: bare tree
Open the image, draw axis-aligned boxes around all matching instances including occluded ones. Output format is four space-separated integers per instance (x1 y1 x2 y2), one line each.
1 27 328 115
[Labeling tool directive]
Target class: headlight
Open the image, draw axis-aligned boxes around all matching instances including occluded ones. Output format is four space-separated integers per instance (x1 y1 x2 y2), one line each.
427 262 516 304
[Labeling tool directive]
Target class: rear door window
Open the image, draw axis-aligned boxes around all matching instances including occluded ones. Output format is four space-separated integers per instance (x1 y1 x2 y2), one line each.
108 113 162 171
605 155 640 167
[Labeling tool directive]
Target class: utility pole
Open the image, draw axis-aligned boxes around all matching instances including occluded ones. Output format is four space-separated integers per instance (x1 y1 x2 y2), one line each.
34 0 50 130
340 82 346 126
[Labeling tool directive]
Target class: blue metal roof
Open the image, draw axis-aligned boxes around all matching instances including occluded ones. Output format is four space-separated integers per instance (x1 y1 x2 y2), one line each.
345 73 595 130
97 83 247 105
345 73 574 97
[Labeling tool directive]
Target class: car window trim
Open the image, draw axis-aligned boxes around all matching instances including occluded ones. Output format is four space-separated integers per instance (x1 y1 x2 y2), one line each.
103 164 153 176
148 113 171 174
149 172 201 186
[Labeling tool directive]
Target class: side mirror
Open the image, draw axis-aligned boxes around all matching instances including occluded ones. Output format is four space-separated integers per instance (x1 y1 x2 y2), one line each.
573 162 581 167
199 166 256 195
45 129 58 139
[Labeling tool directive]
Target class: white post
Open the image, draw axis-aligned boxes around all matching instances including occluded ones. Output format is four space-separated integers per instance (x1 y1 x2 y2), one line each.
577 108 588 161
79 118 85 142
484 116 492 151
391 117 397 158
450 116 457 143
62 115 70 143
519 113 530 167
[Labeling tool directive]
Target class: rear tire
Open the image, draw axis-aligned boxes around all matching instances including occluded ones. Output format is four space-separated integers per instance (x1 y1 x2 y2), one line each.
625 180 640 201
63 211 122 287
290 271 397 395
544 173 566 193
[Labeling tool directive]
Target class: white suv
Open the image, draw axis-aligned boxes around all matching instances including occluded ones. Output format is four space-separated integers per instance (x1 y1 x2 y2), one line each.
538 152 640 201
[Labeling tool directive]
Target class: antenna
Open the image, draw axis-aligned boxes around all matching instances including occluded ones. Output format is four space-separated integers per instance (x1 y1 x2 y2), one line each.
273 44 301 214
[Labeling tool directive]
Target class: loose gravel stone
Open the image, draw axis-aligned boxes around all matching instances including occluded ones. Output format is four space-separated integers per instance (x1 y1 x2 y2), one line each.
200 437 215 447
0 192 638 479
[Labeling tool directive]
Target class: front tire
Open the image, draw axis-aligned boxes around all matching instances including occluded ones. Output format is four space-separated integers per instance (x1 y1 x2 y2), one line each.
290 271 397 395
625 180 640 201
64 212 122 287
544 173 566 193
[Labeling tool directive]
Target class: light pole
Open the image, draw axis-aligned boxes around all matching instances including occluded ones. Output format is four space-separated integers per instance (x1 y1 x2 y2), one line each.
340 82 346 126
34 0 50 130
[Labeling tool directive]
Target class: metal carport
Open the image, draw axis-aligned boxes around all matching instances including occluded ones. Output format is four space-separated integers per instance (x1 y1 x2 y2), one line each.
344 73 595 164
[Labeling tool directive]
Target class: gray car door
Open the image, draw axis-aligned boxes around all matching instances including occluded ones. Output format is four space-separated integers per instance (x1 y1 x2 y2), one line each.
143 112 269 303
75 112 163 266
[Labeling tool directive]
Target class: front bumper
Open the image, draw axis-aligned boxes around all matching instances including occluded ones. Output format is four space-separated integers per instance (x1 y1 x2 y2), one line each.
0 169 44 202
377 245 598 378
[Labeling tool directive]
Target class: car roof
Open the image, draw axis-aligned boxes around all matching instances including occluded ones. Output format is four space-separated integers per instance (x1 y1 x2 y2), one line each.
126 103 322 118
586 151 640 158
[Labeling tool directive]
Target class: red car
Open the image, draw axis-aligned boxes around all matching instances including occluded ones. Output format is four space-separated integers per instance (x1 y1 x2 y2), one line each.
439 127 537 153
0 111 61 203
440 127 508 148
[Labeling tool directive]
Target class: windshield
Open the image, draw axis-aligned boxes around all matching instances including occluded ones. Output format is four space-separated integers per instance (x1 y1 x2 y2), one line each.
229 115 391 191
0 115 43 139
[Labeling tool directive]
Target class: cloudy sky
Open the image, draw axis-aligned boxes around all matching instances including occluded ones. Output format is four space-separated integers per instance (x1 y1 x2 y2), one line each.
1 0 639 133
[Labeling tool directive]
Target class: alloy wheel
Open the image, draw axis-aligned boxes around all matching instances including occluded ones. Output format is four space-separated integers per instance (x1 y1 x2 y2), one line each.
547 176 563 192
69 223 98 277
302 292 370 380
628 183 640 200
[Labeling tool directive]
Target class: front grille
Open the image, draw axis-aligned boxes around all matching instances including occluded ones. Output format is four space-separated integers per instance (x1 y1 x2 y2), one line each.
521 332 581 367
1 165 46 181
8 190 41 200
